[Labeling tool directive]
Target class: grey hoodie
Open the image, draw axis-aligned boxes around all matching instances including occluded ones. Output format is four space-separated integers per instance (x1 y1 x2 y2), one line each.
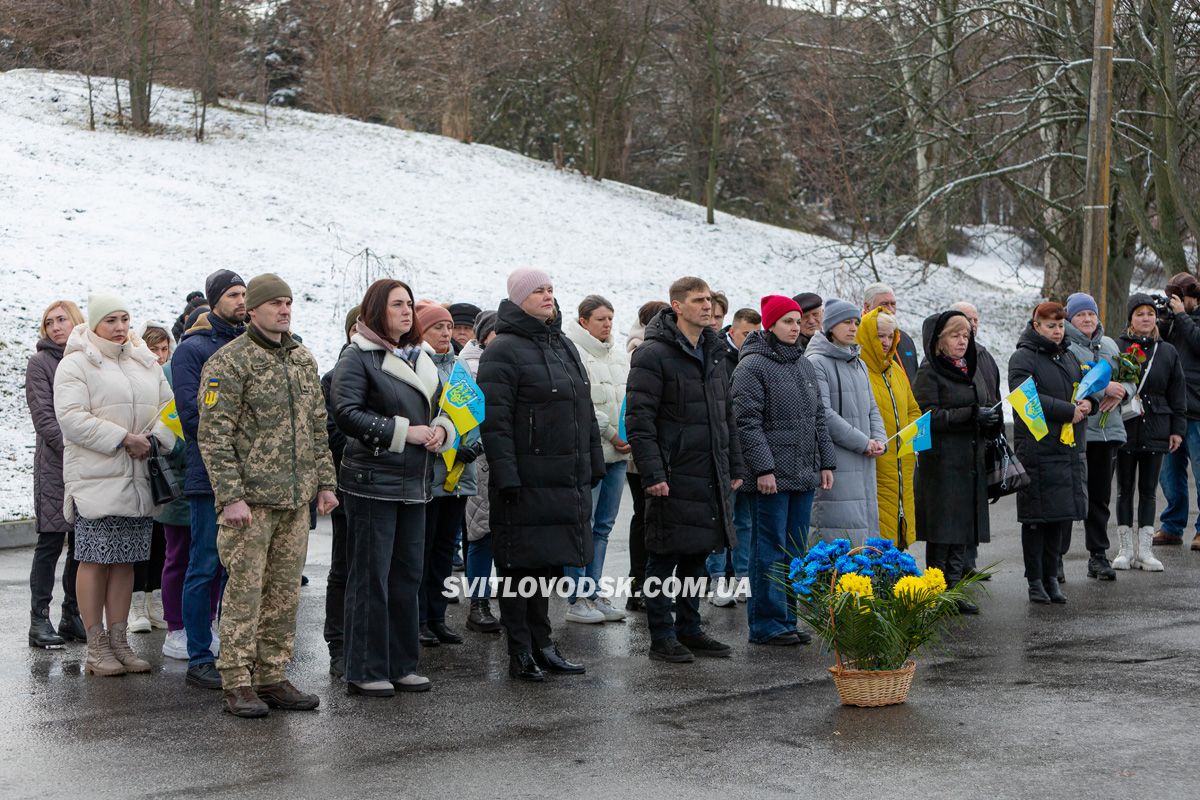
1064 320 1128 444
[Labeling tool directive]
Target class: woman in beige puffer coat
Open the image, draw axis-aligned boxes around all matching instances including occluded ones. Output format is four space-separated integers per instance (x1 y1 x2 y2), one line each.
54 292 176 677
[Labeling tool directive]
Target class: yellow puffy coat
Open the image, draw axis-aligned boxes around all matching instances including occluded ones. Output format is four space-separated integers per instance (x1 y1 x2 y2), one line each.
856 309 921 548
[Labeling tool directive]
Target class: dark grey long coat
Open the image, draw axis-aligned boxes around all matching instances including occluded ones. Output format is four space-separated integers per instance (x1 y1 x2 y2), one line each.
25 338 68 533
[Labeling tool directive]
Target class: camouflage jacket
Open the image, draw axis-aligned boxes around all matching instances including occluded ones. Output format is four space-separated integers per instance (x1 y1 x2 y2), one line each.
197 325 336 511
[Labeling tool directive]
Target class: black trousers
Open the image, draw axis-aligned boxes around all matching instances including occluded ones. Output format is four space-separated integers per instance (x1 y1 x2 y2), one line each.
1083 442 1120 555
420 497 467 626
323 494 348 658
643 551 707 643
343 495 425 683
30 530 79 614
925 543 967 585
1116 450 1165 528
1021 521 1071 582
496 565 556 655
626 473 647 587
132 521 167 592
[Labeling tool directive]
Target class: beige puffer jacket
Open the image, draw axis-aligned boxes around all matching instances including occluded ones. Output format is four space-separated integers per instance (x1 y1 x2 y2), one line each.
565 320 630 464
54 324 177 523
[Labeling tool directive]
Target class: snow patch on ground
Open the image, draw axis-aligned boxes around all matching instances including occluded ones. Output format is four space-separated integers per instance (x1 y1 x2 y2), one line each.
0 69 1040 520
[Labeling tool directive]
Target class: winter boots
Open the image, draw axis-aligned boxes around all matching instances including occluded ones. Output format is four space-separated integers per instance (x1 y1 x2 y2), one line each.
108 622 152 673
29 608 65 649
1136 526 1165 571
466 599 501 633
127 592 152 633
84 624 126 677
1111 526 1135 570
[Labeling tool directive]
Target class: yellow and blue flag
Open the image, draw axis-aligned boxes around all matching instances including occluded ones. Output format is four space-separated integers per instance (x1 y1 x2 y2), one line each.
897 411 932 455
439 362 486 490
160 400 184 440
1008 376 1049 440
1073 359 1112 402
617 395 628 442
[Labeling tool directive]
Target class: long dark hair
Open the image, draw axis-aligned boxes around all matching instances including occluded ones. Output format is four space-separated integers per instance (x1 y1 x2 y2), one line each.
359 279 421 347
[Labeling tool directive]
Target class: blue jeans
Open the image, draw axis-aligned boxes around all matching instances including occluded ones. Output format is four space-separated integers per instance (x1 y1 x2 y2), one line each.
465 534 494 599
565 460 628 601
182 496 225 667
706 492 752 579
747 491 814 643
1158 419 1200 536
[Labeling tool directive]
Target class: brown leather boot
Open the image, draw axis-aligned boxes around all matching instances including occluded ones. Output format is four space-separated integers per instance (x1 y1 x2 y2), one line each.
255 680 320 711
223 686 269 718
84 624 126 677
107 622 151 673
1192 534 1200 552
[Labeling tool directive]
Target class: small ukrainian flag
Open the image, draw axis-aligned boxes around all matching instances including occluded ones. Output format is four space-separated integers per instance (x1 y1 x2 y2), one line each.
1007 376 1049 441
897 411 932 455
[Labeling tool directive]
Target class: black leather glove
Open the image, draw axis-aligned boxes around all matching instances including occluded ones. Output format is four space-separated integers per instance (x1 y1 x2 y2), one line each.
500 488 520 506
976 406 1001 428
456 441 483 465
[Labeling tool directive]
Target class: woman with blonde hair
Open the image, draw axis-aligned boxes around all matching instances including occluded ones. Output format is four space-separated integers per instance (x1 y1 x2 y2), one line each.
856 308 921 548
26 300 87 648
54 291 177 675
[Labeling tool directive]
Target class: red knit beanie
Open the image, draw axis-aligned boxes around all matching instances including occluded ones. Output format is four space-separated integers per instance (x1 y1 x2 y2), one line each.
415 300 453 334
760 294 803 332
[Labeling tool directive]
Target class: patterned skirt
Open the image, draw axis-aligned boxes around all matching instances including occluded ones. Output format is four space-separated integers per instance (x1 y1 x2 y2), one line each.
74 515 153 564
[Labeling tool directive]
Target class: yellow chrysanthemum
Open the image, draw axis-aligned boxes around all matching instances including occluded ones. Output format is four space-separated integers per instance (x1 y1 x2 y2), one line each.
893 575 929 604
922 567 947 594
835 572 874 598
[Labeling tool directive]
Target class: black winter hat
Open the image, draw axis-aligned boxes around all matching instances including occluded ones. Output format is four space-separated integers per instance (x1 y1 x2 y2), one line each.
449 302 483 327
473 310 498 344
792 292 823 313
205 269 246 309
1127 292 1157 322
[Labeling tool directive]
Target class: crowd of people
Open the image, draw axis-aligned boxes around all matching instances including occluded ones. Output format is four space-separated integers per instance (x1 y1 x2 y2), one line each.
22 266 1200 717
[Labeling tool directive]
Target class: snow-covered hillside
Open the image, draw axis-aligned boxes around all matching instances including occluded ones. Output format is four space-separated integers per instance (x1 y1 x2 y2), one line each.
0 69 1040 520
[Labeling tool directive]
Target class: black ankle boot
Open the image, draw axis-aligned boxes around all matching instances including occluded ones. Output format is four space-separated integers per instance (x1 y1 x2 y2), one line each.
1043 578 1067 604
418 625 440 647
1027 580 1051 604
58 608 86 642
466 600 501 633
29 609 65 649
428 619 463 644
508 652 545 682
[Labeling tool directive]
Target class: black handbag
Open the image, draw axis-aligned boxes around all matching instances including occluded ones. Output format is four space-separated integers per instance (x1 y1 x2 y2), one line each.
147 438 182 506
986 433 1029 503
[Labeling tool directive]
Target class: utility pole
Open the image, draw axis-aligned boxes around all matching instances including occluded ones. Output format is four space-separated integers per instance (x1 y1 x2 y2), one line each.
1080 0 1116 321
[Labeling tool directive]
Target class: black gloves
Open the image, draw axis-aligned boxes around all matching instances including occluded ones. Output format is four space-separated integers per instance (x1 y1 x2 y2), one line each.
976 406 1001 428
456 441 484 464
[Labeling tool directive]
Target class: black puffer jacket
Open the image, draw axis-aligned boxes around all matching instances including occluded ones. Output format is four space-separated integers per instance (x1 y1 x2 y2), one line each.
478 300 605 570
913 312 996 546
1117 334 1186 454
332 335 456 503
627 310 745 555
1008 322 1092 524
732 330 835 493
1158 305 1200 418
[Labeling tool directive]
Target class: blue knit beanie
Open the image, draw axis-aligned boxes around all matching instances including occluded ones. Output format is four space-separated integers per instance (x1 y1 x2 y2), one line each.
1065 292 1099 321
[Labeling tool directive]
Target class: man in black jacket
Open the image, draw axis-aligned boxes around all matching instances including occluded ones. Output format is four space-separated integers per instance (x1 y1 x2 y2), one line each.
1156 273 1200 550
863 283 920 381
626 276 746 664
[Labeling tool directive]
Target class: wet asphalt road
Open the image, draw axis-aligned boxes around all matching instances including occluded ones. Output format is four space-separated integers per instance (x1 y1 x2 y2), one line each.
2 492 1199 800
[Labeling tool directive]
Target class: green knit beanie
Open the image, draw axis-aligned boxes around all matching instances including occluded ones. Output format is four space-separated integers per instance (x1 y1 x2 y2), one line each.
246 273 292 311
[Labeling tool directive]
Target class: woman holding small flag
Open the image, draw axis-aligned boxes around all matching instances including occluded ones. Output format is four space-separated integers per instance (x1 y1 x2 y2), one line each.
333 279 456 696
1008 302 1094 605
1113 294 1186 572
1064 293 1127 582
856 308 921 549
732 295 835 646
913 309 998 614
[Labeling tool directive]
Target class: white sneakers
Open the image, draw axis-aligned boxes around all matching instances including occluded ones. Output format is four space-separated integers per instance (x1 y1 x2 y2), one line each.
565 599 606 624
1136 527 1165 571
147 589 167 630
127 592 152 633
591 597 627 622
162 628 188 660
709 577 738 608
1112 526 1135 570
393 673 432 692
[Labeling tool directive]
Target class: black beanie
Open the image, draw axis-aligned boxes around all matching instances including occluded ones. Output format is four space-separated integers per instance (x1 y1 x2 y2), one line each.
792 292 823 313
205 269 246 309
1127 293 1157 322
473 310 498 344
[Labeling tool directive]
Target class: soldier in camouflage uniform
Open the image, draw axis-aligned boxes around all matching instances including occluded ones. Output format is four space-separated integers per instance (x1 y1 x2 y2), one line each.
198 273 338 718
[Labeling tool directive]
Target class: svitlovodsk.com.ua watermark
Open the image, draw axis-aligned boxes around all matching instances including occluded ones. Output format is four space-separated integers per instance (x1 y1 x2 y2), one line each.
442 576 752 599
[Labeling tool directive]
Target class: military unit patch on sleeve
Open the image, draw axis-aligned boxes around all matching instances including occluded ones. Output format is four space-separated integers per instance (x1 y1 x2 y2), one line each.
203 379 220 407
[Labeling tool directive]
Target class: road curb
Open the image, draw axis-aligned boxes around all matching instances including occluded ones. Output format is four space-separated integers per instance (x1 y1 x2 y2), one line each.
0 519 37 549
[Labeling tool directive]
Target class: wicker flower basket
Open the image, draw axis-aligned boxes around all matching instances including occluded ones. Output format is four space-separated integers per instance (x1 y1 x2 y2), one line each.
827 660 916 707
826 545 917 707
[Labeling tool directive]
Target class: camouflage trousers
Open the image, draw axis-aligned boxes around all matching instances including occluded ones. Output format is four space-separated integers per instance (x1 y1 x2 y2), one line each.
215 505 309 689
